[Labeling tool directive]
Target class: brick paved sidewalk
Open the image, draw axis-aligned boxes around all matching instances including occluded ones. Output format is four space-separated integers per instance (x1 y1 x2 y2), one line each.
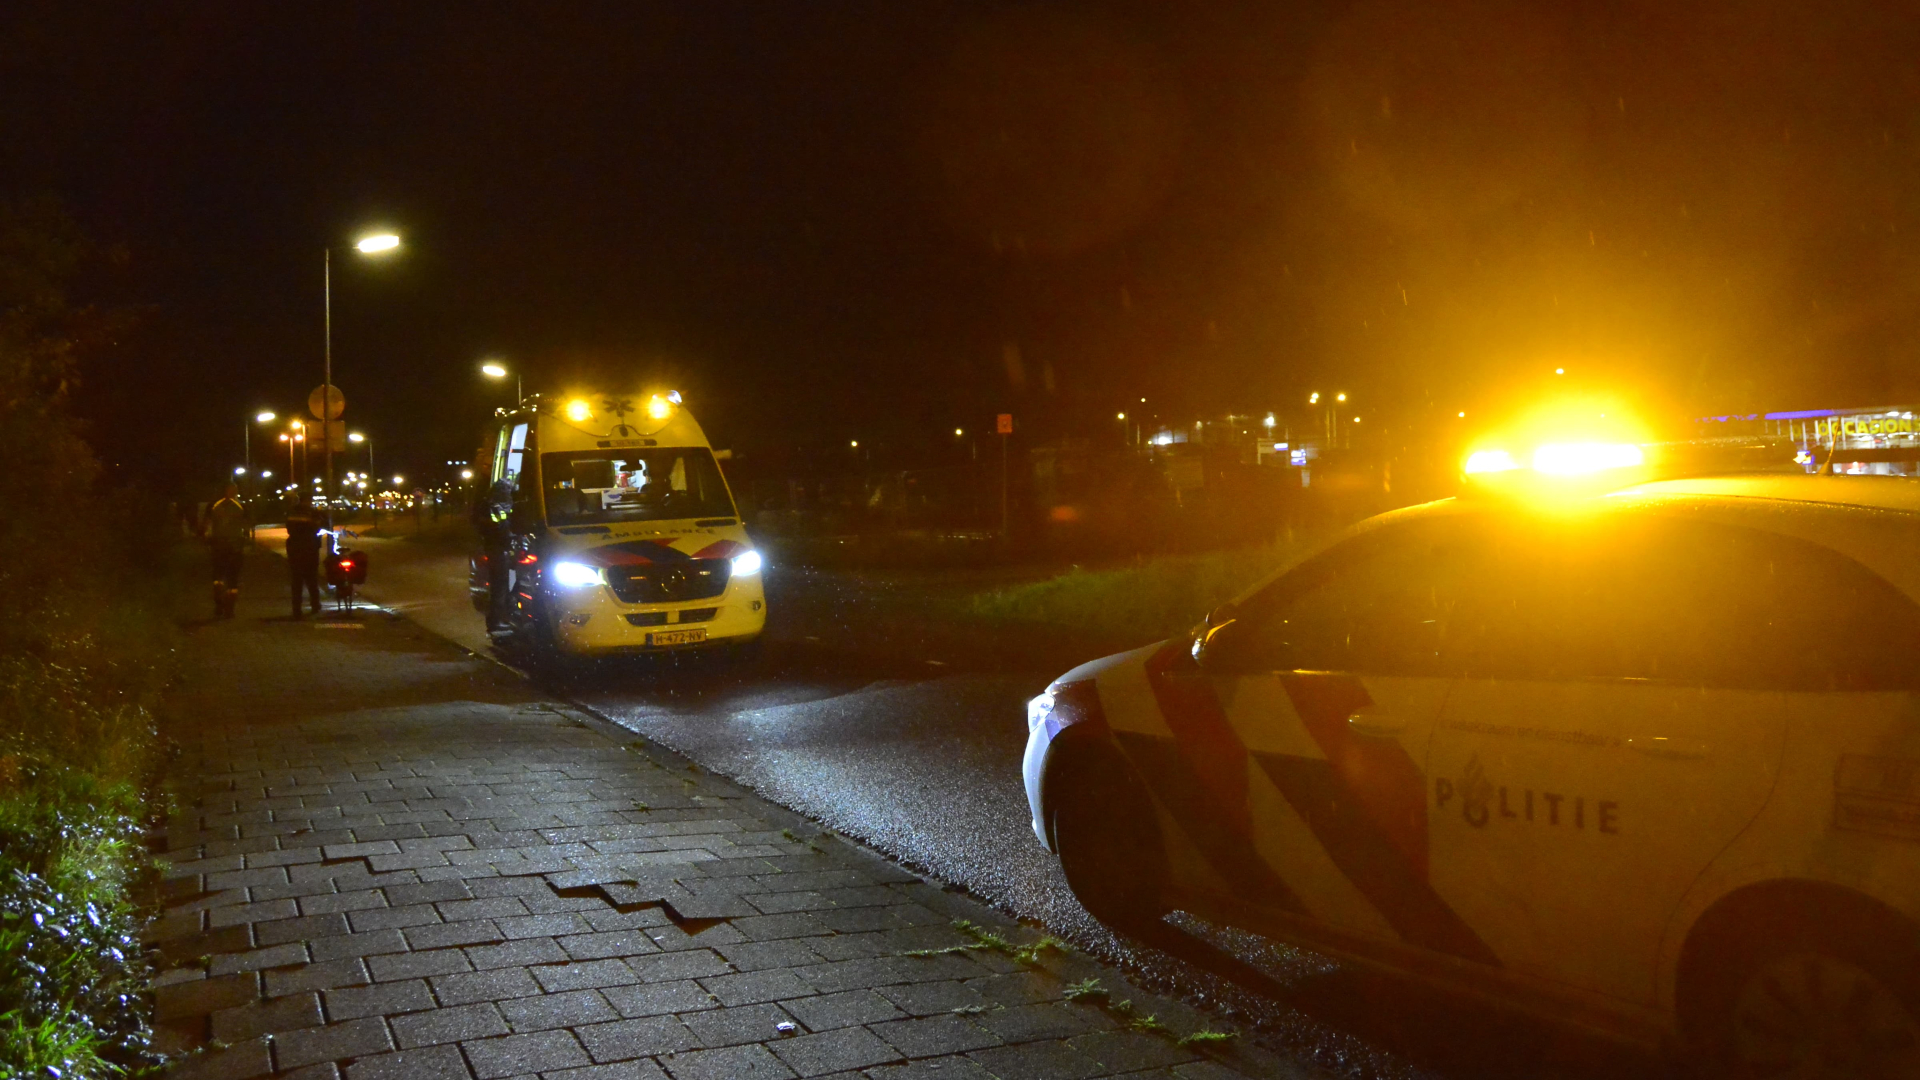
149 551 1297 1080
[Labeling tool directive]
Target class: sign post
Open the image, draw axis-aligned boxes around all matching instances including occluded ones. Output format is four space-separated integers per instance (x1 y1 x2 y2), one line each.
996 413 1013 540
309 384 345 534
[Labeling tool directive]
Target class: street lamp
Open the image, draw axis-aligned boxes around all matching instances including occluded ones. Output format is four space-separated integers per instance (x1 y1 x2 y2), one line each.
480 360 521 404
348 431 373 478
322 231 402 528
244 410 278 489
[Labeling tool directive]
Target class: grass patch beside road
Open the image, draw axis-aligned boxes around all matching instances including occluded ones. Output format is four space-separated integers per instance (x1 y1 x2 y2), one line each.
964 537 1318 644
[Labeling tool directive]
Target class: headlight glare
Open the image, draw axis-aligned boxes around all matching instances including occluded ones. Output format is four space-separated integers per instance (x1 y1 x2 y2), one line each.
551 560 604 588
731 549 763 577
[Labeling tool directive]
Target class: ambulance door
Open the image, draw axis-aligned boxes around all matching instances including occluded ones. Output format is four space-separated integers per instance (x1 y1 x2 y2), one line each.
1201 515 1495 960
1427 515 1796 1006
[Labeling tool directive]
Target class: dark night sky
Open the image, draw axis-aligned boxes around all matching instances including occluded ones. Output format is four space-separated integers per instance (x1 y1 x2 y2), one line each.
6 1 1920 488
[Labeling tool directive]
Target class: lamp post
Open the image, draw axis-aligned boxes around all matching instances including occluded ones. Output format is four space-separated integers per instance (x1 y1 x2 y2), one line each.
349 431 372 479
480 361 520 405
321 232 402 528
245 411 276 488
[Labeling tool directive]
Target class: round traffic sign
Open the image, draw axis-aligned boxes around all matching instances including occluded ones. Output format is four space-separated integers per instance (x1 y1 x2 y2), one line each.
309 384 345 420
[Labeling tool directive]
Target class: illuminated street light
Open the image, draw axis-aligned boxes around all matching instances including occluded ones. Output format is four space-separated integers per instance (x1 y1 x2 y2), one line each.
850 440 859 448
234 466 247 476
1263 413 1276 429
954 428 964 436
1336 392 1347 403
1116 412 1126 420
1555 367 1566 375
256 411 276 423
323 230 403 529
393 475 404 486
348 432 365 443
460 469 474 480
481 360 522 404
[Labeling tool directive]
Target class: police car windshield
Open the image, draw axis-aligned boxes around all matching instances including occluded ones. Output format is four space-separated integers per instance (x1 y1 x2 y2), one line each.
540 448 735 526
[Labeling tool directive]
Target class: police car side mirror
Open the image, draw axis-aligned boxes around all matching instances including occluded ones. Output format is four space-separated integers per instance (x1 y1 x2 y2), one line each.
1191 603 1242 670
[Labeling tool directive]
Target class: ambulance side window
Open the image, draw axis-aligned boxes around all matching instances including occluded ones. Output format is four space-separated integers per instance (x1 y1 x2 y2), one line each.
1228 519 1488 677
1457 517 1920 691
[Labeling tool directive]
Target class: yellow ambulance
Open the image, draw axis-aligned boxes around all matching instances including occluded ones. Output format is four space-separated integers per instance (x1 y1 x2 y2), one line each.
1025 458 1920 1077
470 390 766 656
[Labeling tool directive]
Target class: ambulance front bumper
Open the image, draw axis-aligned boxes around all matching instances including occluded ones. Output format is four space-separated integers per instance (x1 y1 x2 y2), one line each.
543 571 767 655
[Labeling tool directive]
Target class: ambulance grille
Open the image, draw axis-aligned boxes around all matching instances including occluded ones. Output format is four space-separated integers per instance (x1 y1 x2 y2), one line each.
607 559 731 604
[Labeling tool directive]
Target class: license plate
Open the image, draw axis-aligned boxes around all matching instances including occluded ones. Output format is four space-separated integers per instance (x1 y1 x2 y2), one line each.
646 628 708 647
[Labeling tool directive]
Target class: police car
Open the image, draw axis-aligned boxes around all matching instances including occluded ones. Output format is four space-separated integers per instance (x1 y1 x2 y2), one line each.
1023 463 1920 1076
469 389 766 656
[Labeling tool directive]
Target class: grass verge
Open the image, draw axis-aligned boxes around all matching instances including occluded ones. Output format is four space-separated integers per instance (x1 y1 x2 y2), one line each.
962 535 1323 643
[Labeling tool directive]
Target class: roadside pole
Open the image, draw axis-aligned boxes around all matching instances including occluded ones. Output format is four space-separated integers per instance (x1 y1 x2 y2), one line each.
996 412 1012 540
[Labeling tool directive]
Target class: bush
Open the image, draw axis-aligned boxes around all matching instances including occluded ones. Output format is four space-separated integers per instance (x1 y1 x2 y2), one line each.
0 197 167 1079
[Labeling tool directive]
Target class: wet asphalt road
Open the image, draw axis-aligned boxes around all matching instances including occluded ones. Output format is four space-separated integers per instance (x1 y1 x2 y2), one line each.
334 527 1677 1080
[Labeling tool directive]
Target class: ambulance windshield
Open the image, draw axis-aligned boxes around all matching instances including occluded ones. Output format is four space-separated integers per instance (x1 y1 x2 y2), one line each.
540 448 735 525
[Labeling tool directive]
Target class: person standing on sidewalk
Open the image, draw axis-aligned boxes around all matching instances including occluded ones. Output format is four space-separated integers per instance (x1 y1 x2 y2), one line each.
285 496 324 618
204 483 248 619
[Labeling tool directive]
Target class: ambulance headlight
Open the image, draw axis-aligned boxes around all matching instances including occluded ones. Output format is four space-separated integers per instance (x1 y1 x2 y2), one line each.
551 561 604 588
1026 689 1055 733
731 550 763 577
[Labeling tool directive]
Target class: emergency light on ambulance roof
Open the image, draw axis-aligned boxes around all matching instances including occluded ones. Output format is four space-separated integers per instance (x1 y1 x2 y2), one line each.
565 399 593 423
647 394 674 420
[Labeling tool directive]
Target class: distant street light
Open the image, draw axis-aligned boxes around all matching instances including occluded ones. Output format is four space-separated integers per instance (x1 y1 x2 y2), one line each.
393 475 404 486
233 466 247 476
355 233 400 253
481 360 521 404
460 469 474 481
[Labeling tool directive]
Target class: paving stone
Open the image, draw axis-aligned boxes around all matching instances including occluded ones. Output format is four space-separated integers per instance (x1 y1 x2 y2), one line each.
556 930 658 960
277 1062 342 1080
871 1014 1002 1058
384 880 475 906
265 959 373 997
779 990 905 1032
156 972 262 1020
575 1015 701 1062
1069 1029 1203 1072
369 949 473 982
348 904 445 932
403 919 505 950
864 1059 996 1080
965 1040 1106 1080
323 979 437 1021
655 1043 797 1080
716 940 829 972
468 937 571 970
211 990 325 1042
601 980 721 1019
462 1029 593 1079
300 889 392 916
769 1024 903 1076
393 1002 510 1048
255 913 352 945
699 969 815 1007
497 988 618 1032
271 1016 395 1070
341 1043 474 1080
976 1001 1108 1043
309 928 411 962
680 1003 797 1049
541 1061 670 1080
430 967 543 1006
168 1037 275 1080
210 942 310 976
208 898 300 928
